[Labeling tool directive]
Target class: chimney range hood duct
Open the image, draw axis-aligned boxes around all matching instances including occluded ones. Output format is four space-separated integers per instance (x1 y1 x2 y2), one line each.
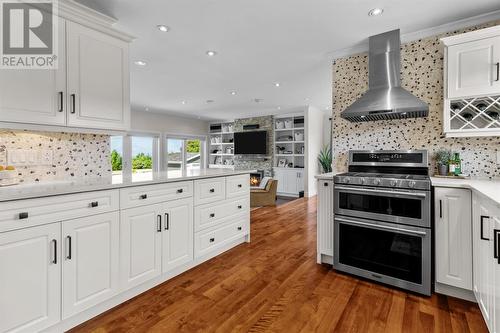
340 29 429 122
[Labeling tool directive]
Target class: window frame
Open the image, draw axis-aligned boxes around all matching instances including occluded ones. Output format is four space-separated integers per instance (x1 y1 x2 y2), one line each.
164 134 207 175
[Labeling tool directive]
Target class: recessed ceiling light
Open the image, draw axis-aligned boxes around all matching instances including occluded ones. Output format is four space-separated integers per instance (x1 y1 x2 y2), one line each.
206 99 215 103
206 50 217 57
274 82 280 87
157 25 170 32
277 106 281 110
368 8 383 16
181 101 187 105
134 60 147 66
304 98 310 101
145 107 150 111
254 98 263 103
230 91 237 95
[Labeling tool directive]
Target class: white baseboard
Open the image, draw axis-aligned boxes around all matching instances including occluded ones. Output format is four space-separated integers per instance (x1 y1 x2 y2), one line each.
435 283 476 302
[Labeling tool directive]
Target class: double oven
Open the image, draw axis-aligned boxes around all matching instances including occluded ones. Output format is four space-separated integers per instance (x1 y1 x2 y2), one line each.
333 150 432 295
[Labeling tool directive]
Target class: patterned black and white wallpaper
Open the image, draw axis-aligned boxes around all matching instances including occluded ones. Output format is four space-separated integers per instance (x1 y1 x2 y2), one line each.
332 21 500 178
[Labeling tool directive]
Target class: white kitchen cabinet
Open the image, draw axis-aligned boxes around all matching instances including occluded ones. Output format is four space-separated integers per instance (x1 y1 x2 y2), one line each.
446 36 500 99
0 18 66 126
62 212 120 319
434 187 472 290
0 223 61 333
317 179 333 264
120 203 163 290
493 212 500 333
274 168 304 197
162 198 194 273
66 21 130 130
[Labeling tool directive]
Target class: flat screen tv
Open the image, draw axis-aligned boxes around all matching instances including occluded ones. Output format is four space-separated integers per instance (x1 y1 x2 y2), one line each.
234 131 267 155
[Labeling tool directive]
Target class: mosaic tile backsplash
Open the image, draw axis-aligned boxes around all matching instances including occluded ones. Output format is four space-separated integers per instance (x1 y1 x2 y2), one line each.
0 130 111 183
332 21 500 178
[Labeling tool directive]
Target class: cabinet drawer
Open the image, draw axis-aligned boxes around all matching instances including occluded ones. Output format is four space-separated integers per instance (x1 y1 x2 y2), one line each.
0 190 119 233
226 174 249 198
194 177 226 206
194 214 248 258
194 196 250 232
120 181 193 209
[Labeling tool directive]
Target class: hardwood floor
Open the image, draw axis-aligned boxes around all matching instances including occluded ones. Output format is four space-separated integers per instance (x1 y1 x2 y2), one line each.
70 197 487 333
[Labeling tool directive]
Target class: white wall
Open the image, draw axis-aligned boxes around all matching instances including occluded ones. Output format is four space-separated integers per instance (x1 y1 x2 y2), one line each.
131 111 209 136
304 106 324 197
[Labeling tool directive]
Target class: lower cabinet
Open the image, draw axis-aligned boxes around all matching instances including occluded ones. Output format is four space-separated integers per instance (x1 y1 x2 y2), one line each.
274 168 305 197
62 212 120 319
317 179 334 263
120 198 194 290
0 223 61 333
434 187 472 289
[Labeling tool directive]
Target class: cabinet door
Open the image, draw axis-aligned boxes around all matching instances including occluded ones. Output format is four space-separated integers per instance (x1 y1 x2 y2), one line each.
434 187 472 289
473 195 495 331
296 171 305 193
274 169 285 193
62 212 119 319
317 180 333 260
447 36 500 99
66 21 130 130
0 18 66 126
0 223 60 333
162 198 194 272
120 203 163 290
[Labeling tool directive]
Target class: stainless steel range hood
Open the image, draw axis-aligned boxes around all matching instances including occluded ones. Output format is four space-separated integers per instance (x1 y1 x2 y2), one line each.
341 29 429 122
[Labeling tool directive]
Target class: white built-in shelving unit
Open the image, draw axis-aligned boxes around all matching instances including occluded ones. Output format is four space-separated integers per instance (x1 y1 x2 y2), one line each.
208 122 235 169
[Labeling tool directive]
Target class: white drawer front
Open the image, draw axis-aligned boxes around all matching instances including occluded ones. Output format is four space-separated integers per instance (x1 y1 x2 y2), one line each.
120 181 193 209
194 214 248 258
0 190 119 233
194 177 226 206
226 174 250 198
194 196 250 232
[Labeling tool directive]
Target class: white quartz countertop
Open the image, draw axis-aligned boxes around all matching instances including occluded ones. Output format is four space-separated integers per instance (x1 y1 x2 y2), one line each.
0 169 255 202
431 177 500 206
315 172 336 180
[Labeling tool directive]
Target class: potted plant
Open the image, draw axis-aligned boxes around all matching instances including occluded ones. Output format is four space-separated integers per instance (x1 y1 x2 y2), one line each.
435 149 451 176
318 144 332 173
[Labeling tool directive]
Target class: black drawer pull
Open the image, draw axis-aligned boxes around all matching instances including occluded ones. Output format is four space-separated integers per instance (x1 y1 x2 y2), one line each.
90 201 99 208
209 238 215 243
139 194 147 200
52 239 57 264
19 212 29 219
66 236 72 260
157 215 162 232
494 229 500 259
237 226 242 231
238 205 242 209
210 188 215 193
324 182 328 187
177 189 183 194
210 213 215 218
481 215 490 241
238 184 242 188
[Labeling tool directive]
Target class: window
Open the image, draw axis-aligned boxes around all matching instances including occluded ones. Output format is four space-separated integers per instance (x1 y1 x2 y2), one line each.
166 136 205 176
110 136 124 183
131 136 157 182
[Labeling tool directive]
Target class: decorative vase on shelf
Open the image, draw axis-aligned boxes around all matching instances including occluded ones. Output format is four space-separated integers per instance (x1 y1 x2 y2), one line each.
284 120 293 129
276 121 284 129
438 164 448 176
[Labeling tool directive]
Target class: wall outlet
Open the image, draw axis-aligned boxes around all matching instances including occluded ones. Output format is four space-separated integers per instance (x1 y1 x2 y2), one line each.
7 149 53 166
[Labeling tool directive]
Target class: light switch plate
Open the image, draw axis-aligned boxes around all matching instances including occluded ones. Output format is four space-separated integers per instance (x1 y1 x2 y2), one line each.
497 151 500 164
7 149 53 166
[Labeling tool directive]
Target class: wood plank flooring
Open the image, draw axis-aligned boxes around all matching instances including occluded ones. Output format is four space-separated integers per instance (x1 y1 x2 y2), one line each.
70 197 487 333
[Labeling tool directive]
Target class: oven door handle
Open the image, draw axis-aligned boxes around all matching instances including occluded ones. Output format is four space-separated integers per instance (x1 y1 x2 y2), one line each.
334 186 427 198
335 217 428 236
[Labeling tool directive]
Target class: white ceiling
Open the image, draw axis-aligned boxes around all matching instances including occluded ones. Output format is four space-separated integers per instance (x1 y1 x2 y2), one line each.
76 0 500 121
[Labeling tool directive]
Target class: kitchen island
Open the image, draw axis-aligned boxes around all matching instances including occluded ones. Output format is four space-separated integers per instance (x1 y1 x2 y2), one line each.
0 169 253 333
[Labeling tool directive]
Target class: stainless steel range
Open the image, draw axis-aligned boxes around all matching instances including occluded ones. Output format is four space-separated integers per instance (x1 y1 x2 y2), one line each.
333 150 432 295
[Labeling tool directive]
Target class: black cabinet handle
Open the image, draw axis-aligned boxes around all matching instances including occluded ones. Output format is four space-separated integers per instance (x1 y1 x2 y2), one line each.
481 215 490 241
494 229 500 259
52 239 57 264
139 194 147 200
177 189 183 194
496 62 500 82
19 212 28 219
238 184 242 188
209 237 215 243
238 205 242 209
237 226 242 231
157 215 162 232
439 200 442 218
90 201 98 208
497 230 500 264
58 91 63 112
66 236 72 260
210 213 215 218
210 188 215 193
70 94 76 113
164 213 169 230
324 182 328 187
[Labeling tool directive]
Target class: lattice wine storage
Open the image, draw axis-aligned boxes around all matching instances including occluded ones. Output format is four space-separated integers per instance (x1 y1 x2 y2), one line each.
447 95 500 136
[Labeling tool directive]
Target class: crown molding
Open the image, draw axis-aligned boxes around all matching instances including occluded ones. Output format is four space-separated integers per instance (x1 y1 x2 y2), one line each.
329 9 500 60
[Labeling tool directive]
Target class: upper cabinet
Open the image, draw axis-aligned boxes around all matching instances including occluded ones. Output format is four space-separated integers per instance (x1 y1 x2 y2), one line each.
0 1 133 132
441 25 500 137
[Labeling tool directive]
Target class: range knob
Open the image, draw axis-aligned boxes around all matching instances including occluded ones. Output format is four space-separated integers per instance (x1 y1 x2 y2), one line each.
360 178 366 185
373 178 381 186
408 181 416 188
344 177 351 184
390 180 398 187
